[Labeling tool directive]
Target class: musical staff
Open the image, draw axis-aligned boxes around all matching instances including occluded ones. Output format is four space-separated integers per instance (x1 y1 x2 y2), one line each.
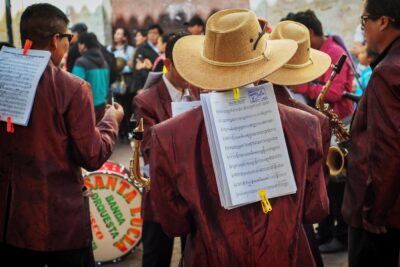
0 47 51 126
201 83 297 209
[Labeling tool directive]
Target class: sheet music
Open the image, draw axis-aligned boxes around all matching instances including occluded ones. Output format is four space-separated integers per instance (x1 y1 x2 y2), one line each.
202 83 296 209
0 46 51 126
143 71 163 89
171 101 202 117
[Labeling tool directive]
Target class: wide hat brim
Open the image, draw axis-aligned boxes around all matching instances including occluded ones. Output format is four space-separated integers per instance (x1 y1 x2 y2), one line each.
173 35 297 90
264 48 331 86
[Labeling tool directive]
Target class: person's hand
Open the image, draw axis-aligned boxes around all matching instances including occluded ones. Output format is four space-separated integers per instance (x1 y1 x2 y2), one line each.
362 218 387 234
351 42 364 57
143 58 153 69
105 103 124 124
136 58 153 70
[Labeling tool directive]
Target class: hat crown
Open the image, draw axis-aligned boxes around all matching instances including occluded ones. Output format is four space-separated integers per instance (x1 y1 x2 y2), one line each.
270 21 311 66
203 9 267 65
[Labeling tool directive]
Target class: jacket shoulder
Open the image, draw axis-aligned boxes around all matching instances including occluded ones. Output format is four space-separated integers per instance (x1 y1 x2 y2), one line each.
48 63 87 91
279 104 321 139
134 82 161 106
153 107 203 137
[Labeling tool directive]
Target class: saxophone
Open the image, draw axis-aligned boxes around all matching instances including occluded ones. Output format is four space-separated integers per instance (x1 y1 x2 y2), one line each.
130 88 195 190
130 118 151 190
315 54 350 177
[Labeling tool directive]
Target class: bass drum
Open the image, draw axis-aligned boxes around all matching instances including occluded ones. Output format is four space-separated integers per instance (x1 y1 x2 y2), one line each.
98 160 130 177
83 171 142 264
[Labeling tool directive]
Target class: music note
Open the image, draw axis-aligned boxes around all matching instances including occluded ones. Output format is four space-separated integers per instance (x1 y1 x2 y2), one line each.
0 46 51 126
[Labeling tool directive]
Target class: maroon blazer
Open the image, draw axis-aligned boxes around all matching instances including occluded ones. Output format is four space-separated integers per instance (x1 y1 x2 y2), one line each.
274 85 331 184
342 37 400 229
0 61 118 251
133 78 200 220
149 104 329 267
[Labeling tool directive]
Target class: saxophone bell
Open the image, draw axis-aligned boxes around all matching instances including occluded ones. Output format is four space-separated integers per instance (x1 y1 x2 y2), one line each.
327 143 348 177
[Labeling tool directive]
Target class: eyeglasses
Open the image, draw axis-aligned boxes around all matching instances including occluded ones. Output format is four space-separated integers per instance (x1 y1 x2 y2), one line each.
360 14 379 27
45 32 73 43
56 33 74 43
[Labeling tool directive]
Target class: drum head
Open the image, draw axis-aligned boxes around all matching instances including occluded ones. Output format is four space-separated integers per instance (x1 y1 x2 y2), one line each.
98 160 130 177
84 171 142 263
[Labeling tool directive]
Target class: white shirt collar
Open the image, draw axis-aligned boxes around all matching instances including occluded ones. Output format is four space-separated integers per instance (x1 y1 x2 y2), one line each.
147 40 159 55
284 85 308 104
163 74 183 102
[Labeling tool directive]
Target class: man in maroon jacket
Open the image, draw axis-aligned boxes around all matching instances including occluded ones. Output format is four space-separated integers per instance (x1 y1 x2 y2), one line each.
342 0 400 266
133 32 200 267
0 4 123 267
149 9 329 267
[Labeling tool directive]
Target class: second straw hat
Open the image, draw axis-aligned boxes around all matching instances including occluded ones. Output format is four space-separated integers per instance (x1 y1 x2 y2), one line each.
173 9 298 90
264 20 331 85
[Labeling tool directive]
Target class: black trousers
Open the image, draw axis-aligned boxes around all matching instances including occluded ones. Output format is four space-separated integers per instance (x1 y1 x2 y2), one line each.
0 242 95 267
318 181 348 243
348 226 400 267
142 220 185 267
304 223 324 267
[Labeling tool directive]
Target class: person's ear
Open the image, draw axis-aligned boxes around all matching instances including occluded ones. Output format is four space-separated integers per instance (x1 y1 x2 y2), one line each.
164 58 172 71
308 28 315 38
49 34 59 50
379 16 393 32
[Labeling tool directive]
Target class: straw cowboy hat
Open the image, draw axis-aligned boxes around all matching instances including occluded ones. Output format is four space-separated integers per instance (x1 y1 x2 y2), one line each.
172 9 298 90
264 20 331 85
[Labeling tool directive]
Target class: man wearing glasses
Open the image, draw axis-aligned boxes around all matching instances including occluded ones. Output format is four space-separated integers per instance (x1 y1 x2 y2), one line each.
342 0 400 266
0 4 124 266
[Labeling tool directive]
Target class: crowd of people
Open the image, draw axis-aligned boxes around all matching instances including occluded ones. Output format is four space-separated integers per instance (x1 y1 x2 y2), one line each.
0 1 399 267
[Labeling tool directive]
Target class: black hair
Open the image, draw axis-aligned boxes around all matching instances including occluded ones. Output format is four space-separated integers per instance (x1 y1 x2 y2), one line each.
78 32 99 49
282 10 323 36
148 24 164 35
161 34 170 44
0 42 14 49
165 32 189 64
112 27 131 53
365 0 400 29
136 29 148 37
20 3 69 48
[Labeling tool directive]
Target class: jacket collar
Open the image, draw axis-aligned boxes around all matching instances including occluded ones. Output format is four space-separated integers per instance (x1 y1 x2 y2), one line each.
157 79 173 118
371 35 400 70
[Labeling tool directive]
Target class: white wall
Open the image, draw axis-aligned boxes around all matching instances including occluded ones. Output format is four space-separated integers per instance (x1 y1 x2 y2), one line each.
250 0 363 48
0 0 112 46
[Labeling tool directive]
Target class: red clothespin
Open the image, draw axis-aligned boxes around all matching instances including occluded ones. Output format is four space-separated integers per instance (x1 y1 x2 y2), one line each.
6 117 14 133
258 18 272 33
23 39 33 55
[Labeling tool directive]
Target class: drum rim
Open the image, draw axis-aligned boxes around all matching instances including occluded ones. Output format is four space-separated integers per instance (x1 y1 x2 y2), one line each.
83 171 143 264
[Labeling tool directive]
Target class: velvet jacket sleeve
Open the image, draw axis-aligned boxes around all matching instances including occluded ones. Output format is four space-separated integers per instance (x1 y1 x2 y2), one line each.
363 67 400 226
66 81 118 171
303 117 330 224
149 128 192 236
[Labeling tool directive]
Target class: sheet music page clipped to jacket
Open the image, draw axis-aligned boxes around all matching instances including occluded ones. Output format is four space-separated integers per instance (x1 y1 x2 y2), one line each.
201 82 297 209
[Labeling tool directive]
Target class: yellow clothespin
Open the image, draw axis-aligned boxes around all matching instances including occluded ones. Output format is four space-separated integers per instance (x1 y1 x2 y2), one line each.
258 189 272 214
233 88 240 101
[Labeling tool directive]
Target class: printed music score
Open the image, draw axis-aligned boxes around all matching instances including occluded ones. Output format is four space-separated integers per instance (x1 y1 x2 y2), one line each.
0 46 50 126
201 83 296 209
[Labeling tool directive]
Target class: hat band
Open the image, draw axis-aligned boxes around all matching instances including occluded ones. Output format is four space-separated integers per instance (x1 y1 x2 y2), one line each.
284 58 313 69
200 45 271 67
